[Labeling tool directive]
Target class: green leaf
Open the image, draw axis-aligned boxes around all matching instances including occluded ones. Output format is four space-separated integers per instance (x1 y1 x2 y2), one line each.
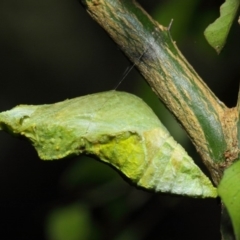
218 160 240 240
0 91 217 198
46 203 92 240
204 0 240 53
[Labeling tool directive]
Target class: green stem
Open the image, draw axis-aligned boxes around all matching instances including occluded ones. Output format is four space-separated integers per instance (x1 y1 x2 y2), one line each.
220 204 235 240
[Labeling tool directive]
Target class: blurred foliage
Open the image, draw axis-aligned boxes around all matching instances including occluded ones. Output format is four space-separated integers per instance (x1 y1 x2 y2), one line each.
0 0 238 239
46 203 93 240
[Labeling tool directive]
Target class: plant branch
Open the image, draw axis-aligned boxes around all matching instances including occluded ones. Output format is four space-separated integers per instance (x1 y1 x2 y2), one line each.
80 0 238 184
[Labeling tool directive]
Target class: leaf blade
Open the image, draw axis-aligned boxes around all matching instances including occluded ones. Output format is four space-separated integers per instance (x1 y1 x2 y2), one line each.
204 0 239 53
218 160 240 240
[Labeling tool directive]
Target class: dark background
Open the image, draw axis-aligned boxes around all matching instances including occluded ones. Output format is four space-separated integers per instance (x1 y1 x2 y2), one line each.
0 0 239 239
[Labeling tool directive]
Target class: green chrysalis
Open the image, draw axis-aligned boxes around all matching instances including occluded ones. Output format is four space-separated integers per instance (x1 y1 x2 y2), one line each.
0 91 217 198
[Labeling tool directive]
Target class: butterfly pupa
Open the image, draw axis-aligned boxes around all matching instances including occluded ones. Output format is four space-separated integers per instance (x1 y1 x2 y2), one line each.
0 91 217 198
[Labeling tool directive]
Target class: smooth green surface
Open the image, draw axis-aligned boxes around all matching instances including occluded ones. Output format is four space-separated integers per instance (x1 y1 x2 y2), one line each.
46 203 92 240
218 160 240 240
204 0 239 53
238 91 240 151
0 91 217 198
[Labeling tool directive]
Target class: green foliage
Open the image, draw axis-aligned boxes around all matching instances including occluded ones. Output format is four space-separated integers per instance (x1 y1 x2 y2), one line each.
204 0 240 53
0 91 217 198
46 203 93 240
218 160 240 240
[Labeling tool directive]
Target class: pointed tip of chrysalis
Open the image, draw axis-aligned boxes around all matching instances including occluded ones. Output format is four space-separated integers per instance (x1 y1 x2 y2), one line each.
194 175 217 198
